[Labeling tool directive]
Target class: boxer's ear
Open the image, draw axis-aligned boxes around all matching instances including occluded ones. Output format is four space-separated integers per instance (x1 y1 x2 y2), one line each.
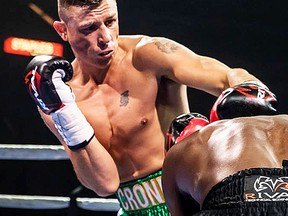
53 21 68 41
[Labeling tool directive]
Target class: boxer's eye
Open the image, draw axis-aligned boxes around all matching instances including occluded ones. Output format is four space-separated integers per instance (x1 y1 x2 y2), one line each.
105 18 115 28
80 23 98 35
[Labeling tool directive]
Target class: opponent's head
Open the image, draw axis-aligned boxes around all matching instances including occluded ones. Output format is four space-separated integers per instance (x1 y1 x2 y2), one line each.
210 81 278 122
165 113 209 152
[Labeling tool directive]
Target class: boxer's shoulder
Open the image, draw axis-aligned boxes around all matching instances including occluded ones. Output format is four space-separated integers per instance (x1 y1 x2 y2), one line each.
118 35 148 50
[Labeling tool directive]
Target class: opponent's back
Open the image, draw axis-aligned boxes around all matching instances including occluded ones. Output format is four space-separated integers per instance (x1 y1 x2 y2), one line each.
163 115 288 210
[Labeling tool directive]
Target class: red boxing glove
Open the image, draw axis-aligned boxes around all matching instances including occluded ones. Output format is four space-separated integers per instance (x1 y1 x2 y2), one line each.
210 81 278 122
165 113 209 152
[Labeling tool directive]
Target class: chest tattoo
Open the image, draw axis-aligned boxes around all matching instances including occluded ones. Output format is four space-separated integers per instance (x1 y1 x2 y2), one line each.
120 90 129 107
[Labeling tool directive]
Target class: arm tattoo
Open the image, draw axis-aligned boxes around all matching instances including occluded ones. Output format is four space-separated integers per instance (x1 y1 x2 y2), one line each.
155 39 179 54
120 90 129 107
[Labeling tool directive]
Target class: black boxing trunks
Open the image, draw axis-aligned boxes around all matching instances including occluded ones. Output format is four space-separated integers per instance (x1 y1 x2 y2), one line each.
115 169 170 216
194 162 288 216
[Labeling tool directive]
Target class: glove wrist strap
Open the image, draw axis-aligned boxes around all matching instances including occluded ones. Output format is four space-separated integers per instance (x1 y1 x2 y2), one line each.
51 104 94 150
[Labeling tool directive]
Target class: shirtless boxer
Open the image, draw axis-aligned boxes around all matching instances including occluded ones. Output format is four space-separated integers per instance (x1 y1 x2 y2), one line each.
24 0 268 215
162 83 286 216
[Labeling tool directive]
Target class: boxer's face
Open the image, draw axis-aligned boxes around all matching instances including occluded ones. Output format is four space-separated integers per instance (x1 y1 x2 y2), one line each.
55 0 119 68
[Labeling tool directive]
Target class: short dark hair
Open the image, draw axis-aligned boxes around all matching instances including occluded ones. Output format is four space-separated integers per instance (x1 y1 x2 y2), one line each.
58 0 103 8
58 0 111 20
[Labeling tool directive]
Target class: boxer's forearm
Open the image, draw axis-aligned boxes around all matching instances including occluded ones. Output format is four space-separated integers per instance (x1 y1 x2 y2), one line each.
40 111 120 197
226 68 261 88
66 137 120 197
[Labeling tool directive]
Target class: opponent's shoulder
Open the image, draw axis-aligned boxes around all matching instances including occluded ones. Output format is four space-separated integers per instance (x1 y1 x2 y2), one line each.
256 114 288 129
206 115 288 135
270 114 288 122
234 115 288 126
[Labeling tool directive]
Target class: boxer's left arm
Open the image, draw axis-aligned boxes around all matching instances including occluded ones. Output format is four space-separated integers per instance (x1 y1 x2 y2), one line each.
135 36 262 96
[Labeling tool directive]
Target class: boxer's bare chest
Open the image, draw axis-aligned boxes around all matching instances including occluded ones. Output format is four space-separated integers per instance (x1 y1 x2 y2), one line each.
71 67 159 150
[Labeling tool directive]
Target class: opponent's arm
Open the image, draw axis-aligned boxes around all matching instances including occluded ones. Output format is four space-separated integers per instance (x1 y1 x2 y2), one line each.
24 55 119 196
163 112 208 215
135 36 262 96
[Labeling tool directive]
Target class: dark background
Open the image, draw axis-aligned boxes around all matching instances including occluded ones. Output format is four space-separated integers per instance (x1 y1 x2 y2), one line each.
0 0 287 215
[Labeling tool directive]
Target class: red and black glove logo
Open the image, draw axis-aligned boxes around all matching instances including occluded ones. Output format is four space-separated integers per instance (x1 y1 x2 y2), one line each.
24 55 73 114
25 67 63 114
210 82 278 122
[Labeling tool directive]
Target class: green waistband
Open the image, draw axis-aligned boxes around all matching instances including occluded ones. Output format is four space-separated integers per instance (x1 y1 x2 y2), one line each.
119 169 163 188
115 170 170 215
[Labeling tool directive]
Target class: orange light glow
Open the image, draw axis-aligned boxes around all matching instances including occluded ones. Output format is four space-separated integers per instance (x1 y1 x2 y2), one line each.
4 37 63 57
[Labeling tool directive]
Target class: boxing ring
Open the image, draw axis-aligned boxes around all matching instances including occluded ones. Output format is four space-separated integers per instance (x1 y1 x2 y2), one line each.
0 144 120 213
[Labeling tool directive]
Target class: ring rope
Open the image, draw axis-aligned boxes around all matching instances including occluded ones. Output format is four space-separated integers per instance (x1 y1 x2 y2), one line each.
0 144 120 212
0 144 69 160
0 194 70 209
76 197 120 211
0 194 120 211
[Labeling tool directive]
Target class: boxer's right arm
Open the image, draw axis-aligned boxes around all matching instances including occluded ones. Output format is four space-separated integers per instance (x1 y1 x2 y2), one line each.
25 55 119 196
40 111 119 196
